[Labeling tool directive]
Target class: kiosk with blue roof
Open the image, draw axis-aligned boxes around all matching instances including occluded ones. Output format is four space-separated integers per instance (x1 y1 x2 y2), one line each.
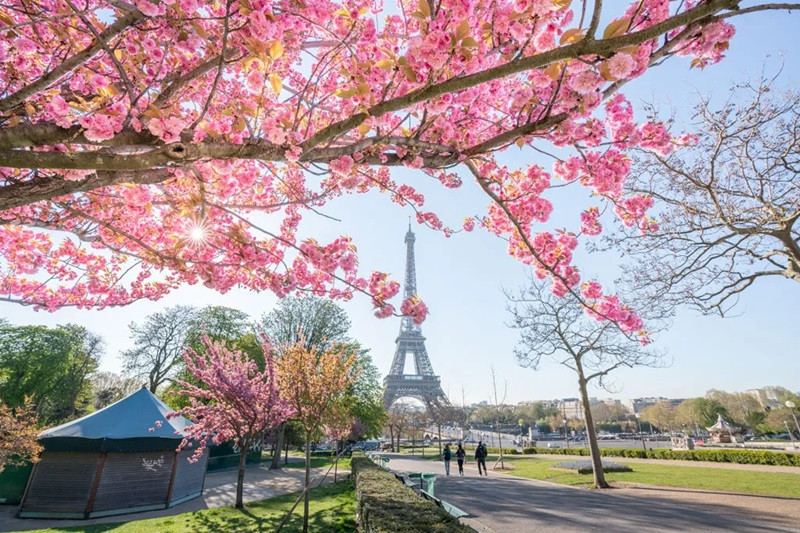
18 387 208 519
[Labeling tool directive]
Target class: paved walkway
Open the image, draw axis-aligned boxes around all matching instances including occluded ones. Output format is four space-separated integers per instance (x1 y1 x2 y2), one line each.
385 454 800 533
0 461 347 532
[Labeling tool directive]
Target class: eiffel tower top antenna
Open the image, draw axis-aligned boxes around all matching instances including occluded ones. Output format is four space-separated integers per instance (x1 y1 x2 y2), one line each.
402 220 418 331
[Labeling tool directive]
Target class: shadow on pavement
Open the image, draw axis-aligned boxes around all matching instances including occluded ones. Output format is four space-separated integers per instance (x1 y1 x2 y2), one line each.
384 454 797 533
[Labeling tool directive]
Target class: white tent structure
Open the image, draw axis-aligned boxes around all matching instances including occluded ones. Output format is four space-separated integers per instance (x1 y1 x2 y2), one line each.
706 414 741 444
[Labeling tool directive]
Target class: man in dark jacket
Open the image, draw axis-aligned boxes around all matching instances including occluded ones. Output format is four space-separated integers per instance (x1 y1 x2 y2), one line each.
475 441 488 476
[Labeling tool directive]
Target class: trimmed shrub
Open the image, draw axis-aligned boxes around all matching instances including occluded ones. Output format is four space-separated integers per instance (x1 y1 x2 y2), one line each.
552 460 633 474
486 447 519 455
351 453 471 532
530 447 800 466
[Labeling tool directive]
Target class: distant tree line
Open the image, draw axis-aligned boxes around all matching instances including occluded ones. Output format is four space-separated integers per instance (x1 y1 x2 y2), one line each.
0 299 386 446
449 386 800 438
639 388 800 436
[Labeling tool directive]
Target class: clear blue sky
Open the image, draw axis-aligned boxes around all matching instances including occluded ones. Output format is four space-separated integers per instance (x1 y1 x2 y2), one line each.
2 10 799 404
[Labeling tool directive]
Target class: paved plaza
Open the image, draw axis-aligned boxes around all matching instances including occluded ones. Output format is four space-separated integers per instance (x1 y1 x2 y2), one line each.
385 454 800 533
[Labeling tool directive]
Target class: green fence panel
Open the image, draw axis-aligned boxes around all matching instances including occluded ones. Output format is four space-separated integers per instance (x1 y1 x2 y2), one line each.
0 463 33 504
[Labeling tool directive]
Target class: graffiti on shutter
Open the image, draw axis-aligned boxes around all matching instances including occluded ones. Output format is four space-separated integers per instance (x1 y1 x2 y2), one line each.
142 455 165 472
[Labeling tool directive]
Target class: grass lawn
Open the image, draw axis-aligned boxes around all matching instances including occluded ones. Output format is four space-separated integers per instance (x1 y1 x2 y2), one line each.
495 456 800 499
29 480 356 533
397 446 443 457
282 455 353 471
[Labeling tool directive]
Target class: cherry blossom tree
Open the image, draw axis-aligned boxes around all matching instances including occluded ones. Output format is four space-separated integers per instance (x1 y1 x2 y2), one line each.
2 0 798 336
322 403 352 482
275 339 356 533
166 335 293 509
0 397 43 474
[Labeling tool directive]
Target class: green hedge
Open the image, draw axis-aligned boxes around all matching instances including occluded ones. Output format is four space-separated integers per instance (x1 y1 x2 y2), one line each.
526 447 800 466
350 454 471 532
486 447 519 455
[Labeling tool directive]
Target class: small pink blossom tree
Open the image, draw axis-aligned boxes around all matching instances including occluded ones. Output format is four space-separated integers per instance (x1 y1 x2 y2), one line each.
167 335 293 509
323 405 353 482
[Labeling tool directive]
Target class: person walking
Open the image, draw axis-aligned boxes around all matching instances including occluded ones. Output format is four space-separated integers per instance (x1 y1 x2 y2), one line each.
455 443 466 476
475 440 488 476
442 443 452 475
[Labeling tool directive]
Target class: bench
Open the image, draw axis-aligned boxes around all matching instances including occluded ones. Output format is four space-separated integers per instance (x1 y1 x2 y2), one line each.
420 490 469 519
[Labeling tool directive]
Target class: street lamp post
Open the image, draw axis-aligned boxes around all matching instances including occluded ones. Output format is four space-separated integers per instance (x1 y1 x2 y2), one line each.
784 421 798 450
635 413 647 455
786 401 800 439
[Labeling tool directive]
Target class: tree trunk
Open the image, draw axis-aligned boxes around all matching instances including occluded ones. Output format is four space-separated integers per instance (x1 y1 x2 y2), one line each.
437 423 442 457
332 442 338 482
285 437 289 464
388 426 394 453
334 442 339 483
270 422 285 470
235 441 248 509
303 431 311 533
496 423 504 469
576 366 610 489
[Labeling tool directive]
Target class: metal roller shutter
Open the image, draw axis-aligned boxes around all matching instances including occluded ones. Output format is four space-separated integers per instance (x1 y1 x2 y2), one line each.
169 448 208 503
19 452 98 515
91 451 172 514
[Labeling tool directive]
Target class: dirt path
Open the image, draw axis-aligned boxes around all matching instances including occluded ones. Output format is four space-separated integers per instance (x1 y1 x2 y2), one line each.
614 483 800 528
534 453 800 474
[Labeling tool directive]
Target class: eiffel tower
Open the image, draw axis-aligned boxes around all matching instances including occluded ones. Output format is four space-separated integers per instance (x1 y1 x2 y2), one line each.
383 224 449 411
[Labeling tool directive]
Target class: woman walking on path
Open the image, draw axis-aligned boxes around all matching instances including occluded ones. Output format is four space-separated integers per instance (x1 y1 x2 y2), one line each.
443 444 452 476
455 443 466 476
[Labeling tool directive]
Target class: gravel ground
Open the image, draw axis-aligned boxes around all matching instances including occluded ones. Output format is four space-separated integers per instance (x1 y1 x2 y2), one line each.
613 483 800 529
534 453 800 474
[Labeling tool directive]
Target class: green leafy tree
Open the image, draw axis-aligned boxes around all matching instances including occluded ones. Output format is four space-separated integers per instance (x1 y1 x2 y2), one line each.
164 306 257 409
0 324 102 424
674 398 729 434
260 297 356 469
762 408 797 434
341 348 385 440
260 297 351 352
706 390 765 433
639 401 677 432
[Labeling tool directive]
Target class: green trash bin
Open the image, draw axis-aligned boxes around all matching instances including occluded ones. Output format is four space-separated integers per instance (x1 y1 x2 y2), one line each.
408 472 436 496
421 472 436 497
380 457 390 469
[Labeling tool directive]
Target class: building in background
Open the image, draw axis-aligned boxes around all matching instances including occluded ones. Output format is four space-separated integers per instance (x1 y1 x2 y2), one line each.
744 387 787 410
559 398 583 419
625 397 685 414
